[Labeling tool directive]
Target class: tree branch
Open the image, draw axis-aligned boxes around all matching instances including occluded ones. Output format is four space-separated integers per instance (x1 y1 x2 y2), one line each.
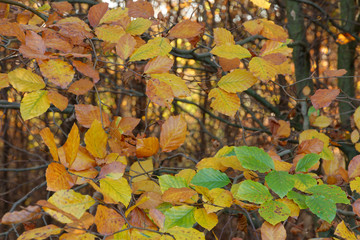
0 0 48 21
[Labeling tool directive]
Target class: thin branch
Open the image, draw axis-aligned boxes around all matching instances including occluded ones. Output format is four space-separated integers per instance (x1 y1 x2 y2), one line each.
0 0 48 21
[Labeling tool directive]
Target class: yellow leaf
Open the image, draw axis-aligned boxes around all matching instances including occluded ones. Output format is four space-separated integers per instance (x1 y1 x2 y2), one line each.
168 20 204 39
175 169 196 185
85 120 107 158
204 188 233 213
249 0 271 9
20 90 50 120
0 73 9 89
356 143 360 152
116 33 137 60
100 177 132 207
130 37 172 61
132 179 162 195
312 116 332 128
350 177 360 193
40 127 59 162
18 224 62 240
276 198 300 217
151 73 190 97
39 59 75 88
194 208 218 231
334 221 357 240
99 7 128 25
354 107 360 130
47 90 68 111
299 129 330 146
244 19 287 42
213 28 235 46
249 57 279 81
126 18 152 35
130 159 153 182
208 87 240 117
166 226 205 240
47 189 95 219
95 25 125 43
273 159 292 172
60 232 97 240
351 130 360 144
46 162 75 191
211 44 251 60
260 40 292 57
63 123 80 167
217 69 258 93
8 68 45 92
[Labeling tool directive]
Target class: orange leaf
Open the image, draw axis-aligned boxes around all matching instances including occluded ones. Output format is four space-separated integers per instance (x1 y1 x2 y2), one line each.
75 104 110 128
85 120 107 158
1 206 41 225
144 56 174 74
72 60 100 83
348 155 360 179
110 116 140 135
160 115 187 152
297 138 324 155
87 2 108 27
261 222 286 240
51 1 72 15
95 205 125 235
127 0 154 19
162 187 197 204
149 208 165 229
47 90 68 111
219 57 240 72
46 162 75 191
67 146 96 171
68 78 94 95
0 21 25 43
63 123 80 168
42 29 73 53
116 33 137 60
310 89 340 110
244 19 288 42
40 127 59 162
168 20 204 39
146 79 174 108
39 59 75 88
19 30 46 59
136 137 159 158
323 69 347 78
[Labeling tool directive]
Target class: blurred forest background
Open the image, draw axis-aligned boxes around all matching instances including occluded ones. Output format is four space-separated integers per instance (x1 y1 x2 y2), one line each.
0 0 360 239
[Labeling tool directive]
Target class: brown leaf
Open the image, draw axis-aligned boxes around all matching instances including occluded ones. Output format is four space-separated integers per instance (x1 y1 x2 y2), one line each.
297 138 324 155
128 207 157 229
146 79 174 109
162 187 197 204
1 206 41 225
160 115 187 152
348 155 360 179
310 89 340 110
352 199 360 217
137 192 163 209
68 78 94 95
110 116 140 135
323 69 347 78
144 56 174 74
136 137 159 158
98 162 126 179
88 2 108 27
51 1 73 15
19 30 48 59
116 33 136 61
261 222 286 240
168 20 204 39
219 57 240 72
268 118 290 138
0 21 25 43
127 0 154 19
42 29 73 53
46 162 75 191
149 208 165 229
72 60 100 83
262 53 287 65
75 104 110 128
95 205 125 235
47 90 68 111
52 21 93 45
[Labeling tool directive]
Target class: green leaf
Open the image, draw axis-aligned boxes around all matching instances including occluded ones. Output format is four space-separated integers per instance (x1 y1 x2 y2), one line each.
190 168 230 190
305 195 336 223
164 205 196 230
287 191 307 209
265 171 295 198
20 90 50 121
126 18 152 35
293 174 317 192
158 175 188 193
307 184 349 204
234 146 274 173
259 200 291 225
233 180 272 204
308 106 320 117
8 68 45 92
295 153 321 172
99 177 132 207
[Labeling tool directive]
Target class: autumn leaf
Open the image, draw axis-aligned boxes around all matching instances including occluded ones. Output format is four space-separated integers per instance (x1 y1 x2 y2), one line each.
129 37 172 61
211 44 251 60
99 177 132 206
18 225 62 240
85 119 107 159
136 137 159 158
63 123 80 168
39 59 75 89
213 28 235 46
144 56 174 74
99 7 128 25
95 24 125 44
46 162 75 191
87 2 108 27
40 127 59 162
20 90 50 120
68 78 94 95
47 90 68 111
217 69 258 93
244 19 288 42
249 0 271 9
160 115 187 152
126 18 152 35
168 20 204 39
8 68 45 92
310 89 340 109
151 73 190 97
116 33 136 60
1 206 41 225
208 87 240 117
261 222 286 240
75 104 110 128
249 57 279 81
95 205 125 235
130 158 153 182
72 60 100 83
127 0 154 19
146 78 174 108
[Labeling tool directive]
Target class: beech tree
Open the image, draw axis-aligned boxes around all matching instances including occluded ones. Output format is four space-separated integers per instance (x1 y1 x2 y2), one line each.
0 0 360 239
